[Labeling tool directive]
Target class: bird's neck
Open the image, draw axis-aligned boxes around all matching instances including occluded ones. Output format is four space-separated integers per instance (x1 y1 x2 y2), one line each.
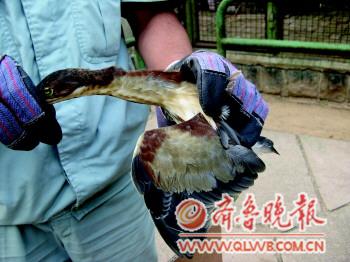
50 73 216 129
65 75 178 107
105 76 216 128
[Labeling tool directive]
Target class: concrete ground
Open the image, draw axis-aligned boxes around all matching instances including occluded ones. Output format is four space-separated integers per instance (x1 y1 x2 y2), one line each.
146 95 350 262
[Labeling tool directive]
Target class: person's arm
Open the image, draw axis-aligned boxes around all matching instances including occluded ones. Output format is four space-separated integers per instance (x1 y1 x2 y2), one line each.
123 3 192 69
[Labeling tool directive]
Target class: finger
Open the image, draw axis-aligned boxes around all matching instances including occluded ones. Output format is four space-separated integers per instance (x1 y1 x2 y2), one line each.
33 103 62 145
228 73 269 123
237 116 263 147
180 56 228 118
0 102 38 150
16 64 62 145
0 56 44 127
16 65 42 102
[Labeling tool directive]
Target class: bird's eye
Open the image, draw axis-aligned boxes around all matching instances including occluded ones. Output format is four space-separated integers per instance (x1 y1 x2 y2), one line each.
44 87 54 97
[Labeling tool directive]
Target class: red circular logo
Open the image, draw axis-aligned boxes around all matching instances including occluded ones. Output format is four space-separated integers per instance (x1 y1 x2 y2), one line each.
175 198 207 232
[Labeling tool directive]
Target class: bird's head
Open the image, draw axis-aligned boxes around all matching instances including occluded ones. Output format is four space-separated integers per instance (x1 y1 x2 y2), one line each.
37 67 118 103
252 136 279 155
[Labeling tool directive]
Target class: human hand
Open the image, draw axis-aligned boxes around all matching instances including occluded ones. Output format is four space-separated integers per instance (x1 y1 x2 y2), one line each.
171 50 269 147
0 55 62 150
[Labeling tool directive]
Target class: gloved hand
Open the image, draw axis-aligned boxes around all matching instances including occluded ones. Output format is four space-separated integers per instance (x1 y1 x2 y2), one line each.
0 55 62 150
169 50 269 147
155 50 268 198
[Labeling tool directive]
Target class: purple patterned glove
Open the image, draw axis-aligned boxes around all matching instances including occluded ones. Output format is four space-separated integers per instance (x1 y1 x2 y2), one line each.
171 50 269 147
0 55 62 150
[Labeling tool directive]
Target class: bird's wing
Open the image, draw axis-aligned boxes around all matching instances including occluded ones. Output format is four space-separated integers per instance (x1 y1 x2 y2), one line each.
132 113 235 193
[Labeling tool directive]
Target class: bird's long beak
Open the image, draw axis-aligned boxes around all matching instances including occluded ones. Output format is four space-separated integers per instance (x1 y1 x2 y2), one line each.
271 146 280 155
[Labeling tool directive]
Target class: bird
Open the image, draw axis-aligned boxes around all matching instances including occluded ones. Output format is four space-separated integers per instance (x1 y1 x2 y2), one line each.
40 67 277 192
38 66 278 258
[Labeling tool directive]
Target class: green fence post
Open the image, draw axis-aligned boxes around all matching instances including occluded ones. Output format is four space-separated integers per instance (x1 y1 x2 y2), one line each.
216 0 234 57
266 1 279 39
185 0 198 44
185 0 193 42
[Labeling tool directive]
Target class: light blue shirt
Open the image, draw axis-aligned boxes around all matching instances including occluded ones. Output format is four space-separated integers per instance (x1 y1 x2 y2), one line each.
0 0 163 225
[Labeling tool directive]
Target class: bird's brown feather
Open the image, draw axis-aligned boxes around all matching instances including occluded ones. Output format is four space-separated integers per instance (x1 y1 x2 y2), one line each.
133 114 234 193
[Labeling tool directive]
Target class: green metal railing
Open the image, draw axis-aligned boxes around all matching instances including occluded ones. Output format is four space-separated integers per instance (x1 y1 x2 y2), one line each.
215 0 350 57
185 0 198 44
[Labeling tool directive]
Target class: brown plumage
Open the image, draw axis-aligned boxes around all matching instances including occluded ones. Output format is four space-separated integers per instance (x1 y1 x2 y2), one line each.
134 114 233 193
